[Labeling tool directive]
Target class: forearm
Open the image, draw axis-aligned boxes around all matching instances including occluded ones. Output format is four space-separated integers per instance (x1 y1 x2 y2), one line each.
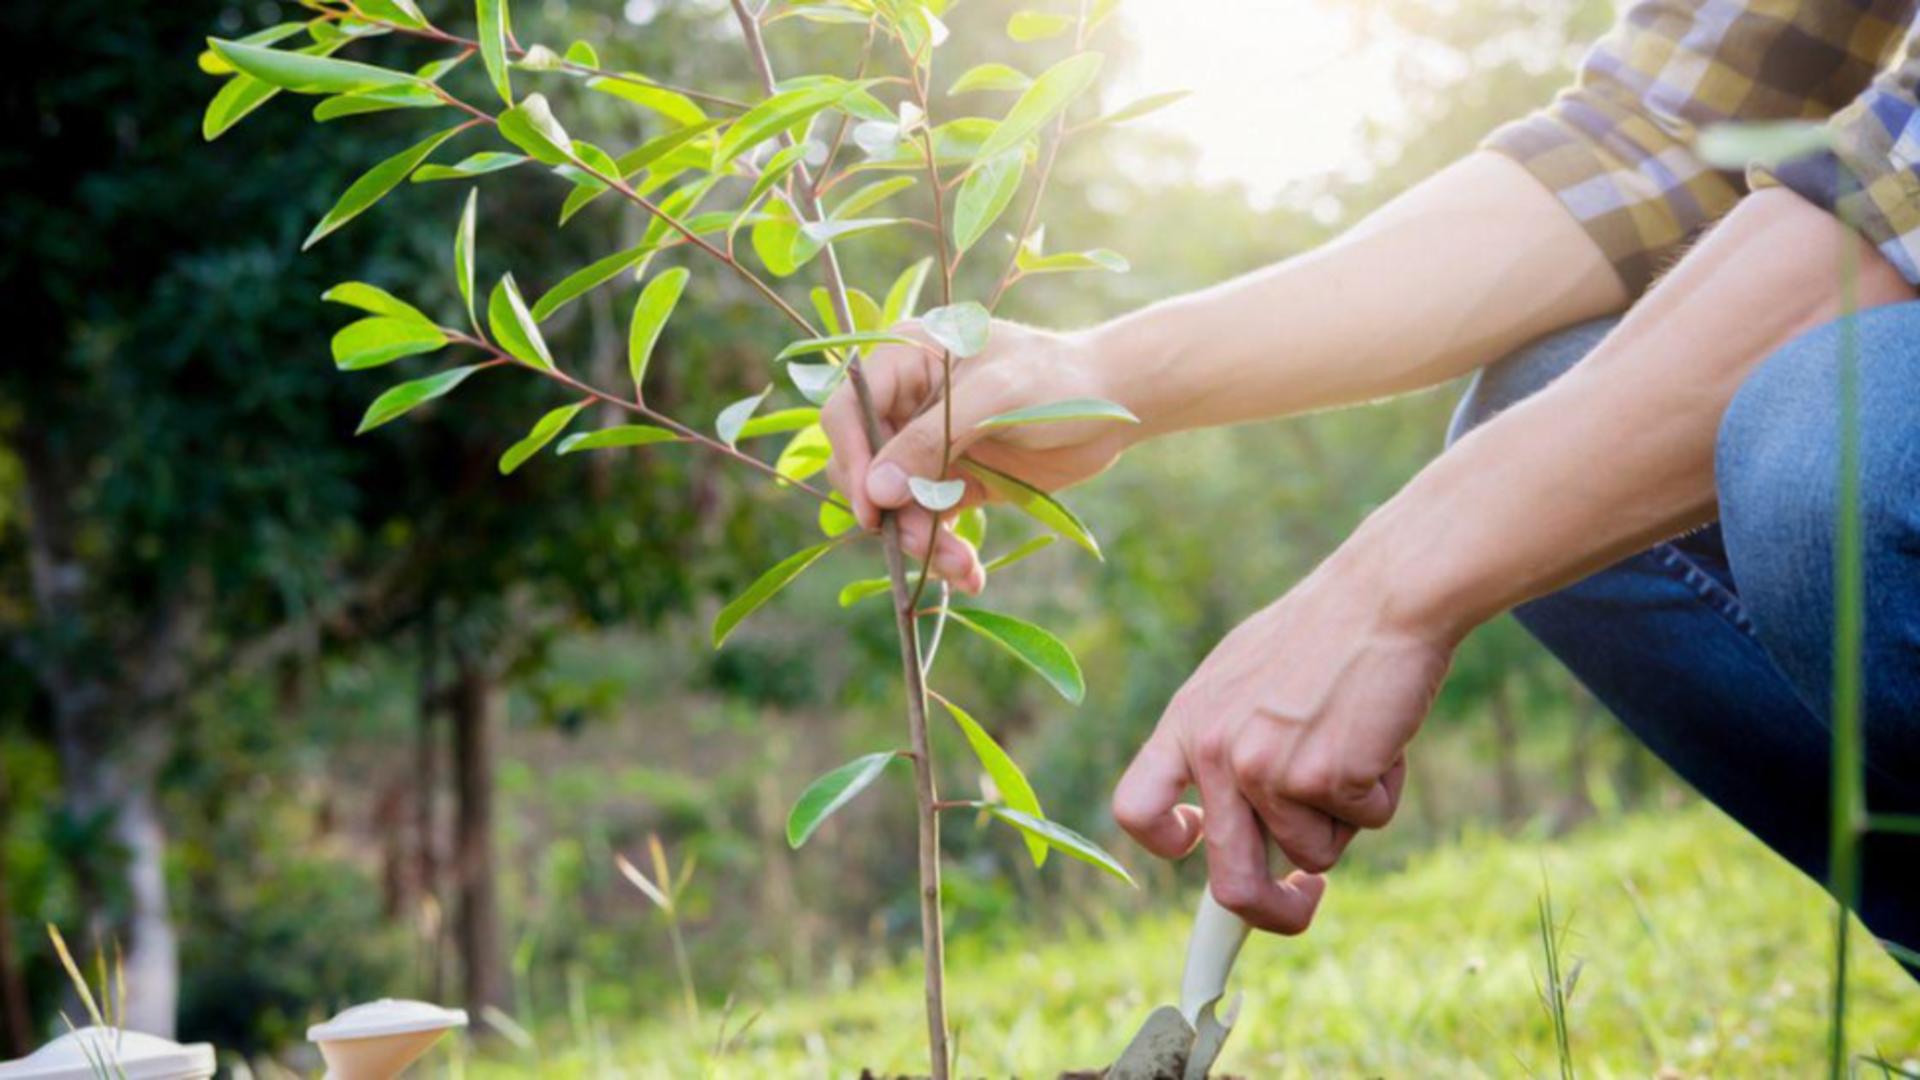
1346 188 1915 642
1086 152 1628 439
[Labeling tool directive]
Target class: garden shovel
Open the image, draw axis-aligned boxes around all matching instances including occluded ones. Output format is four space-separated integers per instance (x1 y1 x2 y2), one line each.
1109 853 1283 1080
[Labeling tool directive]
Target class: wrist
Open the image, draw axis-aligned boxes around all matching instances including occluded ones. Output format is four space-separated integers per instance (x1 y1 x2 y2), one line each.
1321 492 1500 648
1072 310 1191 446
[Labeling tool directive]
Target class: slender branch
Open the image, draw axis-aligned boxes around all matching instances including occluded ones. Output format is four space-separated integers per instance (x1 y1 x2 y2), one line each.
728 6 949 1078
446 332 838 505
987 0 1093 310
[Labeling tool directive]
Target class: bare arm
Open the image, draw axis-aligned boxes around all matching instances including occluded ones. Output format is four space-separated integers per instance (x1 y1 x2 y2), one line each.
1108 186 1914 933
1096 151 1626 437
821 151 1627 579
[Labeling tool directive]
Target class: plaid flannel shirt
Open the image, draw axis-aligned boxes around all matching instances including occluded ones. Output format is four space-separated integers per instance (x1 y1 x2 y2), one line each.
1485 0 1920 293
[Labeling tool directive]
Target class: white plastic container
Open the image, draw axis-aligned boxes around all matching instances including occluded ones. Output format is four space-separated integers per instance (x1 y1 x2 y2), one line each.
307 999 467 1080
0 1027 216 1080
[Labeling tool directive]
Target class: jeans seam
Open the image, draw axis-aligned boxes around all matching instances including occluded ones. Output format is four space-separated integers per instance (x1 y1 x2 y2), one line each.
1651 542 1758 637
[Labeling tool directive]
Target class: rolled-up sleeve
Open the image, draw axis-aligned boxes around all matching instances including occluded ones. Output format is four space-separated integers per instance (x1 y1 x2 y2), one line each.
1753 74 1920 284
1485 96 1745 297
1481 0 1912 296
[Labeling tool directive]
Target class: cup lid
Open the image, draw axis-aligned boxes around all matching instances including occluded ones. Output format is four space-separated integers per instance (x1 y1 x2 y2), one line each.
0 1027 216 1080
307 999 469 1043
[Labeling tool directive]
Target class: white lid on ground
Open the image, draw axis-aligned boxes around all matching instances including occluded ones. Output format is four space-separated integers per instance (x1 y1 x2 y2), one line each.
307 999 469 1043
0 1027 216 1080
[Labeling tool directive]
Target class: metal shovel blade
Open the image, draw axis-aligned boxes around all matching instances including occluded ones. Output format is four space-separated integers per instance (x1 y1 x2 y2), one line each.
1108 1005 1194 1080
1182 992 1241 1080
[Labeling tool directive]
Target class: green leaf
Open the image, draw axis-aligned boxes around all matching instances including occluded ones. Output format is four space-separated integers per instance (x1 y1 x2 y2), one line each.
921 302 990 358
356 365 484 433
882 258 933 325
1007 10 1074 41
322 281 431 322
332 317 448 370
500 400 589 474
486 274 553 370
556 425 679 454
515 44 565 71
411 151 528 182
714 541 836 647
948 62 1031 95
565 40 600 67
1086 89 1191 128
776 424 832 481
1015 247 1129 275
455 190 478 332
357 0 429 28
831 176 916 219
530 244 657 322
984 534 1056 573
977 52 1103 163
775 331 917 363
909 476 966 512
962 460 1100 559
935 696 1046 865
947 607 1085 703
786 362 845 406
818 497 858 537
587 77 709 128
716 385 772 449
798 217 901 248
810 288 883 335
314 83 446 121
979 397 1137 429
952 150 1024 254
207 38 417 94
733 143 811 242
787 752 897 848
304 125 463 249
629 267 691 398
618 118 726 176
954 506 987 549
716 80 868 166
198 22 305 75
497 94 571 165
984 806 1134 884
557 140 622 224
477 0 512 104
838 577 889 606
737 407 820 441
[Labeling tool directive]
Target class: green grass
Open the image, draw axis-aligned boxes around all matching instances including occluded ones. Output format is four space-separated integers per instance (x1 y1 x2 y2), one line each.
461 806 1919 1077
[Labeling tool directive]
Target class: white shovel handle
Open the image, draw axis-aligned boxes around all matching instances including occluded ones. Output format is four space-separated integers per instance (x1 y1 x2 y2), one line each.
1178 845 1291 1024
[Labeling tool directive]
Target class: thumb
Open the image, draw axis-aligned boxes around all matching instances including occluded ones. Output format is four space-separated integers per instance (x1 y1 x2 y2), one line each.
865 383 1003 510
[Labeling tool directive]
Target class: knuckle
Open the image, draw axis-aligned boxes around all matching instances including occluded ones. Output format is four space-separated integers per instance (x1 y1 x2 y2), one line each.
1287 759 1340 805
1228 744 1269 792
1110 791 1153 835
1282 840 1336 875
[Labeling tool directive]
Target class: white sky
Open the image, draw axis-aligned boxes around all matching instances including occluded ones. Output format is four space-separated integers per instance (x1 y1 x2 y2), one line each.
1110 0 1407 200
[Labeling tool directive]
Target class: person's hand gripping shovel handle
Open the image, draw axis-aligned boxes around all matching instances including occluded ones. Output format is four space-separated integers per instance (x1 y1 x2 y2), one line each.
1109 840 1289 1080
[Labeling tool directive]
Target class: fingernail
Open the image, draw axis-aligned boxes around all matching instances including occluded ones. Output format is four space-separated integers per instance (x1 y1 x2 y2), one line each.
867 463 909 507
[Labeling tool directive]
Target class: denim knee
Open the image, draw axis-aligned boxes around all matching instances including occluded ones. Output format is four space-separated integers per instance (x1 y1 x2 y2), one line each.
1717 303 1920 732
1446 318 1620 447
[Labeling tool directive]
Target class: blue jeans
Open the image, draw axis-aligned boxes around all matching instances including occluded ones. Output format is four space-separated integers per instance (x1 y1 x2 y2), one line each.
1448 302 1920 974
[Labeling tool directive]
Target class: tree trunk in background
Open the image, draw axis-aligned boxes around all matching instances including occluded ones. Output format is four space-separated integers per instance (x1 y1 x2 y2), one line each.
450 658 506 1020
1554 692 1598 831
1491 680 1524 825
0 769 33 1057
415 613 445 999
19 423 181 1036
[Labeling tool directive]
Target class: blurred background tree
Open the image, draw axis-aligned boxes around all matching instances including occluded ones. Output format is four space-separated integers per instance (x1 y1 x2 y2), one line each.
0 0 1669 1063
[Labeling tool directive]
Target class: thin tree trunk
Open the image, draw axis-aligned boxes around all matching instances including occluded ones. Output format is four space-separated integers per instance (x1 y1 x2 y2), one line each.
450 656 507 1019
0 768 33 1056
416 611 444 998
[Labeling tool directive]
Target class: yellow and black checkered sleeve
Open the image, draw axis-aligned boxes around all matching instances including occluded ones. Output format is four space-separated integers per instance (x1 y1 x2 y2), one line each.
1751 68 1920 285
1481 0 1912 296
